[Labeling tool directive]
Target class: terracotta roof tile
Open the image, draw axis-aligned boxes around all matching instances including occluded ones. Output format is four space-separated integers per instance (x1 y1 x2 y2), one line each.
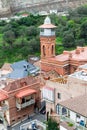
39 24 56 28
0 90 8 101
3 76 39 92
15 88 36 98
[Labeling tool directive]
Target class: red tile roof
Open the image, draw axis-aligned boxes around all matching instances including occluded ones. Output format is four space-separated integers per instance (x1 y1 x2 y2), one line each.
39 24 56 28
3 76 39 92
15 88 36 98
48 47 87 62
0 90 8 101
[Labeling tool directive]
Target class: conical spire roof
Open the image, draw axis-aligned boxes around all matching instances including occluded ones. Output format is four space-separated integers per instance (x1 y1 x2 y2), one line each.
39 16 56 29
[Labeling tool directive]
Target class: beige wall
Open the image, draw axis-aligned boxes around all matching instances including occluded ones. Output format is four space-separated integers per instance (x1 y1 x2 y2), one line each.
45 76 87 114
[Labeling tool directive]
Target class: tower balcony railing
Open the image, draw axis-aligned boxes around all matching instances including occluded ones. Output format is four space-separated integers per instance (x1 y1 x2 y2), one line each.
16 99 35 110
40 32 55 36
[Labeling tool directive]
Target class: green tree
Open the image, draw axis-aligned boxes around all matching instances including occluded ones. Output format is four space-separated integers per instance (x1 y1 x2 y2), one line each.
63 31 75 48
26 26 38 40
28 36 40 53
75 39 85 46
80 20 87 42
46 118 59 130
3 30 15 48
77 5 87 16
2 24 12 33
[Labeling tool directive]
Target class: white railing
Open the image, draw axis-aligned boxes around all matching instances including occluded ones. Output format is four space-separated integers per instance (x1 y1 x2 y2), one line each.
61 116 87 130
20 119 46 130
0 104 8 111
16 99 35 110
40 31 55 36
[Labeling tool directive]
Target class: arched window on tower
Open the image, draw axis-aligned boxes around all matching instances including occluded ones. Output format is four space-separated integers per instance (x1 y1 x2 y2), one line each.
43 45 46 56
52 45 54 55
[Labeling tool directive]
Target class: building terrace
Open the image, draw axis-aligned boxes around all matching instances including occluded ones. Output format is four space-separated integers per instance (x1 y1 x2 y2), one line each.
58 94 87 130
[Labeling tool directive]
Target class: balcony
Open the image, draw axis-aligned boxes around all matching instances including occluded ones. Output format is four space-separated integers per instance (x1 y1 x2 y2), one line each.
0 104 8 111
16 99 35 110
61 116 87 130
40 31 55 36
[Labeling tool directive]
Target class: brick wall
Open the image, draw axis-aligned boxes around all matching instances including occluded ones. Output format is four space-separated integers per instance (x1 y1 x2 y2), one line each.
7 82 41 125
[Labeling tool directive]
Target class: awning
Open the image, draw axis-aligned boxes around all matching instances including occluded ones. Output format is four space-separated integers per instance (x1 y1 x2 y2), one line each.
15 88 36 98
0 91 8 101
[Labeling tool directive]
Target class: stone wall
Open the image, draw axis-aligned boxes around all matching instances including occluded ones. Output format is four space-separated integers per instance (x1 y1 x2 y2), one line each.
0 0 87 16
0 0 11 17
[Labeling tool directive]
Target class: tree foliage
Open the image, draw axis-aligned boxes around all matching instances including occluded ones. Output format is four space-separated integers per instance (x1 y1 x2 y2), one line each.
3 30 15 48
46 118 59 130
0 5 87 66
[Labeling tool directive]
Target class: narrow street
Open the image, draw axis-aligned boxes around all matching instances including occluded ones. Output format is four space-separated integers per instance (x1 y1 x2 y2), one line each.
9 113 46 130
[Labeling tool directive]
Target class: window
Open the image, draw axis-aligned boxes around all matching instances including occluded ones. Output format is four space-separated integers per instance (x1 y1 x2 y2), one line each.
77 114 80 118
62 107 67 115
52 45 54 55
58 93 61 99
23 114 27 117
18 117 21 120
12 119 15 122
43 45 46 56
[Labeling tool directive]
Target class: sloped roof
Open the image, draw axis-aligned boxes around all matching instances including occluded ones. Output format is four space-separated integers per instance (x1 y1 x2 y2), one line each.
59 94 87 117
5 69 28 79
15 88 36 98
3 60 39 79
39 24 56 28
39 16 56 28
0 90 8 101
78 64 87 69
3 76 39 92
1 63 13 72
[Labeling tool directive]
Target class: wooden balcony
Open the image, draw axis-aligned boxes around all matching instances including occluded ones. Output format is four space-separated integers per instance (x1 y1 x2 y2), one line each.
16 99 35 110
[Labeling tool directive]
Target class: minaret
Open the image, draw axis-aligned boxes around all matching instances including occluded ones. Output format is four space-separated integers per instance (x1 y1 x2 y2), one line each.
39 16 56 59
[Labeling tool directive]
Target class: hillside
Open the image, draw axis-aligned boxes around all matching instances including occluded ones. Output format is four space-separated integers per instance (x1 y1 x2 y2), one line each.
0 5 87 67
0 0 87 16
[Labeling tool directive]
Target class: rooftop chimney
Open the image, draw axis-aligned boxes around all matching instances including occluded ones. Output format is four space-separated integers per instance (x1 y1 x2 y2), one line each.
69 52 72 58
63 51 69 55
81 47 84 52
75 49 80 54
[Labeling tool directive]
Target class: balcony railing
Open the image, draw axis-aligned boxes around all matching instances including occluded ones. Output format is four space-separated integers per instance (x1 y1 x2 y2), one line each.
40 31 55 36
16 99 35 110
61 116 87 130
0 104 8 111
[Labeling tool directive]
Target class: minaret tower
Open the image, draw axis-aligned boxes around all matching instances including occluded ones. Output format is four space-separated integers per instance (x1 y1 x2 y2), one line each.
39 16 56 59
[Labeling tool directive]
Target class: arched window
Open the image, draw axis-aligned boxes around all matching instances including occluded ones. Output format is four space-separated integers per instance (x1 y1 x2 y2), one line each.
43 45 46 56
52 45 54 55
62 107 67 115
